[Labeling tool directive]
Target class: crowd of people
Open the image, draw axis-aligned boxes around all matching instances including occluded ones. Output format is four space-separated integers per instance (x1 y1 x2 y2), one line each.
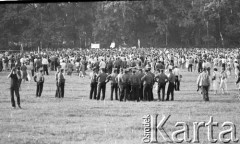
2 47 240 108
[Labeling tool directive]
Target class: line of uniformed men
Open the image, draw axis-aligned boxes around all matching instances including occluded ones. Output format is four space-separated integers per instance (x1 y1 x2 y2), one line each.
89 67 176 101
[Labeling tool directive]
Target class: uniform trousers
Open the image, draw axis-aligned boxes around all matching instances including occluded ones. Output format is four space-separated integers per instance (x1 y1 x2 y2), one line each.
90 82 97 99
166 82 175 101
97 82 106 100
110 83 118 100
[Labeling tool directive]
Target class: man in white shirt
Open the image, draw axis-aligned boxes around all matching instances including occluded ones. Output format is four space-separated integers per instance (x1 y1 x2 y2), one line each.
173 66 181 91
99 59 106 72
42 56 49 75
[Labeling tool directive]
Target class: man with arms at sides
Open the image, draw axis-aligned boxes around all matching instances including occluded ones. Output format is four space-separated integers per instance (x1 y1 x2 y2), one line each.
34 69 45 97
166 69 175 101
89 68 98 100
106 68 118 100
96 68 108 100
155 69 168 101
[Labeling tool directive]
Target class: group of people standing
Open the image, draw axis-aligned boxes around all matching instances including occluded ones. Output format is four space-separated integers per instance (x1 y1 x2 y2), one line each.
4 47 240 108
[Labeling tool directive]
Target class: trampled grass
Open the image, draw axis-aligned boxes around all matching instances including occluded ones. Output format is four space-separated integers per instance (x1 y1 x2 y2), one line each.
0 68 239 144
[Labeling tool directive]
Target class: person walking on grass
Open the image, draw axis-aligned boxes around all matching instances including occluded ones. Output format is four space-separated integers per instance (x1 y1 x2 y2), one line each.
34 69 45 97
8 67 21 109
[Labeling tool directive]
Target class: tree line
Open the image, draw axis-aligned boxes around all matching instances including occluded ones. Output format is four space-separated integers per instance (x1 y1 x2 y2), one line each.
0 0 240 50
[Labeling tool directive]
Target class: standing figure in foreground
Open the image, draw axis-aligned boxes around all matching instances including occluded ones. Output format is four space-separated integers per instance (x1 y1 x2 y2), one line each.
197 67 210 101
106 68 118 100
155 69 168 101
34 70 45 97
89 68 98 99
55 66 61 98
96 68 108 100
166 69 175 101
8 67 21 108
57 69 65 98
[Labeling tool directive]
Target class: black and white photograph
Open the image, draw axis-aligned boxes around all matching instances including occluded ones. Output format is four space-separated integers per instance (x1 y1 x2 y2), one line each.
0 0 240 144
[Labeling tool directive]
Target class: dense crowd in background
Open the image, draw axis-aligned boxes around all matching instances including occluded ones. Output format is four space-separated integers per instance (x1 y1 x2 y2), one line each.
2 47 240 108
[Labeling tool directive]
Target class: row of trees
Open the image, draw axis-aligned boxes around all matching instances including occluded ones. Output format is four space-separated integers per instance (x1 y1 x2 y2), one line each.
0 0 240 50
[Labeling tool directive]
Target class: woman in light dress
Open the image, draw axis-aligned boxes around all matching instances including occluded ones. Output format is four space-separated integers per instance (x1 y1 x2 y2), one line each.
212 68 221 95
220 67 228 94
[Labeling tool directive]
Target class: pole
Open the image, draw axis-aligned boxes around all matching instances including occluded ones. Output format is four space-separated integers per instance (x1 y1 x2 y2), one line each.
207 21 209 48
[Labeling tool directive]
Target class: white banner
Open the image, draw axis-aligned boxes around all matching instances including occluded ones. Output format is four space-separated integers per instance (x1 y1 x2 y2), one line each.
91 43 100 49
110 42 115 48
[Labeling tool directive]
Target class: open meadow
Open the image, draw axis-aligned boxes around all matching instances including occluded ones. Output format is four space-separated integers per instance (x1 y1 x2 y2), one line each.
0 68 239 144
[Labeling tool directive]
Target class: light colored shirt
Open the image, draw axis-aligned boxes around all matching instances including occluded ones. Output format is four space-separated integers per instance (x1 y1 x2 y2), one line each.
42 58 49 65
99 61 106 69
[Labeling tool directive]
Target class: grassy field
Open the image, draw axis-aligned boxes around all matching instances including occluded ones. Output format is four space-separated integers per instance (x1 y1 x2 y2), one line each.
0 68 239 144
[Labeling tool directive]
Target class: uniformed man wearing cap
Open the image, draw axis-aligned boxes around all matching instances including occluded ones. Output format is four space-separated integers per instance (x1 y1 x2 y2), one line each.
96 68 108 100
166 69 175 101
141 69 152 101
106 68 118 100
129 68 140 101
89 68 97 99
155 69 168 101
119 69 129 101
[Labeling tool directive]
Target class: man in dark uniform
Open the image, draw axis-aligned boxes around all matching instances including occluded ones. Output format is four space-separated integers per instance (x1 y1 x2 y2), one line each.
129 68 140 101
155 69 168 101
166 69 175 101
96 68 108 100
137 68 144 101
106 68 118 100
89 68 97 99
57 69 65 98
119 69 129 102
34 69 45 97
141 69 152 101
148 67 155 101
8 67 21 108
113 57 121 73
126 68 132 100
